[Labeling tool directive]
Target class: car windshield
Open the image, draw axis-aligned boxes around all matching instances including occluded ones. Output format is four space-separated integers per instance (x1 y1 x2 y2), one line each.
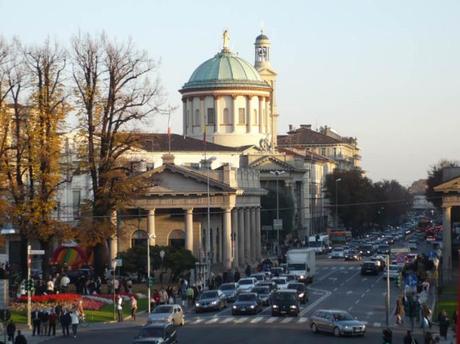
152 306 172 314
272 292 296 302
252 287 269 294
239 279 253 285
333 312 354 321
200 291 218 299
139 327 164 338
287 263 305 270
333 248 344 252
237 294 257 301
287 284 305 291
273 279 286 285
219 284 235 290
389 265 399 271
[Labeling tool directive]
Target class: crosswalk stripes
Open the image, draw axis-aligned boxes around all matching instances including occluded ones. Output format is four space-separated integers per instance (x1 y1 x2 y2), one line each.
187 316 385 327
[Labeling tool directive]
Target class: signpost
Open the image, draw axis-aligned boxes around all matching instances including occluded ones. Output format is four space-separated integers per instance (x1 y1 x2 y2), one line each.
27 245 44 329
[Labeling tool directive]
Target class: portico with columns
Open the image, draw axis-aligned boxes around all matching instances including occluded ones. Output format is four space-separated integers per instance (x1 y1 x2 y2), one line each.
109 158 265 271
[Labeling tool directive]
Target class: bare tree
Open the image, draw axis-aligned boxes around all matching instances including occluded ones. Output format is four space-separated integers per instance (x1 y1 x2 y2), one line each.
71 33 162 273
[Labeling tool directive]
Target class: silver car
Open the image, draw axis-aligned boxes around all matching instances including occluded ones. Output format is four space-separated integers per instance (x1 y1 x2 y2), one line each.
218 283 238 302
309 309 366 337
147 305 185 326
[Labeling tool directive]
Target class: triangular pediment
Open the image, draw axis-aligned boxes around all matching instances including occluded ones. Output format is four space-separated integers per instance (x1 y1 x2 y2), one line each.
249 155 296 172
137 164 235 195
257 67 277 77
434 176 460 193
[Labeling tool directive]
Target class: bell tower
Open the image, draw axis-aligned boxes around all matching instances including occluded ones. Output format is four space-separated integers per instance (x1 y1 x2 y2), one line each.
254 31 278 148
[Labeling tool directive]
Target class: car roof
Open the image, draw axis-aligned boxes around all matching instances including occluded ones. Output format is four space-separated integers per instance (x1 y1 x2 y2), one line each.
143 322 171 329
273 289 296 294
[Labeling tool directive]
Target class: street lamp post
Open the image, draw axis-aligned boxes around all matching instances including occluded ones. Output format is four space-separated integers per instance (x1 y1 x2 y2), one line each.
335 178 342 229
111 259 117 320
270 170 286 248
147 233 156 314
385 254 391 327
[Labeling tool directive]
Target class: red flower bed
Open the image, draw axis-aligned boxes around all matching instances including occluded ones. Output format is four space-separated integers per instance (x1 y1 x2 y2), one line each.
81 297 104 311
17 293 81 303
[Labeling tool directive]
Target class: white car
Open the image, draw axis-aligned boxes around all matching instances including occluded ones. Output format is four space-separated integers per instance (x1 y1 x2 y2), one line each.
271 277 289 289
331 247 345 259
237 278 257 293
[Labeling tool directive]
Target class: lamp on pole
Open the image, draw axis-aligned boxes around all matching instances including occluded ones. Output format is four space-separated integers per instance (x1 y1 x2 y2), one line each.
270 170 286 247
204 156 216 284
111 258 118 320
335 178 342 229
147 233 156 314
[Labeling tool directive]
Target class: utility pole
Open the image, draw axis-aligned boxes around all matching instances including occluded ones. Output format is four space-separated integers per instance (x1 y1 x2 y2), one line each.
385 254 390 327
335 178 342 229
27 245 31 329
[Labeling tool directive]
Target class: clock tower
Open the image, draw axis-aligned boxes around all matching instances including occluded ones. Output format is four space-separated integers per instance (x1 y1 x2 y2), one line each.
254 31 278 148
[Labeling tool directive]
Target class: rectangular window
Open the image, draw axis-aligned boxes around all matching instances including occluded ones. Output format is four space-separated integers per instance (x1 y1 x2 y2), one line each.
207 108 215 125
238 108 246 124
222 108 230 125
72 190 81 219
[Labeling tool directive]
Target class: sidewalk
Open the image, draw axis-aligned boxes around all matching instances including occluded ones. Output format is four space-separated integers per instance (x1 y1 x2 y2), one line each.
16 313 148 344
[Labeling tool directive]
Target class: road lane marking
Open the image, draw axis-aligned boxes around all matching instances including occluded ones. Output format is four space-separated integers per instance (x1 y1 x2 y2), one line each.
205 317 219 324
333 287 338 292
316 270 337 282
344 270 361 283
355 299 360 304
340 267 345 270
192 318 204 324
298 317 309 323
361 294 366 298
365 289 370 293
266 317 277 323
346 291 352 295
362 278 367 282
300 288 332 316
234 317 249 323
220 317 234 324
250 317 264 324
347 306 353 312
281 317 293 324
373 322 381 328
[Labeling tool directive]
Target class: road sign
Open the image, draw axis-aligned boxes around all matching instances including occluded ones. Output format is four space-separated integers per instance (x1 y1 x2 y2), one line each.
29 250 45 255
114 258 123 267
405 274 417 287
273 219 283 230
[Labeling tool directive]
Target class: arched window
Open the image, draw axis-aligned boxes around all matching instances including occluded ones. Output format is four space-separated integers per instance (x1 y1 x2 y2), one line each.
168 229 185 249
131 230 147 248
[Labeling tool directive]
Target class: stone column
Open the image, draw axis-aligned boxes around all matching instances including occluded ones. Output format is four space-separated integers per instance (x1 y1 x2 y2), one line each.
264 98 269 133
442 206 452 283
244 208 251 264
212 226 218 263
232 95 238 132
256 207 261 260
238 208 245 265
246 96 252 133
147 208 156 246
232 209 239 267
223 208 233 270
250 207 257 262
219 224 224 263
184 208 194 254
110 210 118 260
258 96 264 133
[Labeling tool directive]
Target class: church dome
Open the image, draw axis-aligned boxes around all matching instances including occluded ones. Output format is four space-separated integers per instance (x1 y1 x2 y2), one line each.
181 51 269 90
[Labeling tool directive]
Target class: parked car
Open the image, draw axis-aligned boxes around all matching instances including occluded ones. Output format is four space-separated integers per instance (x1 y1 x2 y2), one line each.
195 290 226 313
286 282 308 304
218 283 238 303
237 278 257 293
360 261 379 275
147 305 184 326
133 323 177 344
309 309 366 337
330 247 345 259
232 293 262 315
271 290 300 316
251 286 272 306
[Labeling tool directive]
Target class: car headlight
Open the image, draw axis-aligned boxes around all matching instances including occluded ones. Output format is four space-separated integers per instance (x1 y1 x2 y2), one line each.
195 302 200 307
272 305 278 308
290 305 297 309
211 300 218 305
299 275 305 279
298 293 304 298
250 305 255 309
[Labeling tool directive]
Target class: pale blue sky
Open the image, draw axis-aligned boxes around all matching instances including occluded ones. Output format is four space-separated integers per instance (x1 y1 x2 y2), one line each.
1 0 459 184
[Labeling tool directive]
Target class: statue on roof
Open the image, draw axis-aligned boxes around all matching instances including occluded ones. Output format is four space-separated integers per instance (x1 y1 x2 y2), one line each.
223 30 230 51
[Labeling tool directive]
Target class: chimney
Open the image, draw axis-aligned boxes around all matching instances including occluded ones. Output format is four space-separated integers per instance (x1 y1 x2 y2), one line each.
161 153 175 165
288 124 293 132
300 124 312 130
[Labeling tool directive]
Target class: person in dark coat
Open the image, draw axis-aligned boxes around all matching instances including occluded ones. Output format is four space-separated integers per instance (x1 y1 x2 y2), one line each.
438 310 450 340
6 320 16 342
14 330 27 344
61 309 71 336
245 264 251 277
48 310 57 336
403 330 418 344
234 270 240 282
31 309 41 336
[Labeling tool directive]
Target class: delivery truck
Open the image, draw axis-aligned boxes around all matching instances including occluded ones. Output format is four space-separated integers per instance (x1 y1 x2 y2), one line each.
286 248 316 284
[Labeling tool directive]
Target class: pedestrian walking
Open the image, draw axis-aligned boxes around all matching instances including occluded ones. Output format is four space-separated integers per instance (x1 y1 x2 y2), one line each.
70 310 79 338
6 320 16 342
130 295 138 320
437 309 449 340
424 331 434 344
382 327 392 344
186 286 194 306
40 309 49 335
234 270 240 282
395 298 404 325
31 309 41 336
14 330 27 344
245 264 251 277
117 295 124 322
403 330 419 344
61 309 71 336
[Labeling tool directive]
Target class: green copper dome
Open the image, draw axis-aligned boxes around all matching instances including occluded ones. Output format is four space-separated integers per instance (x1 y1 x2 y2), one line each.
181 51 269 90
